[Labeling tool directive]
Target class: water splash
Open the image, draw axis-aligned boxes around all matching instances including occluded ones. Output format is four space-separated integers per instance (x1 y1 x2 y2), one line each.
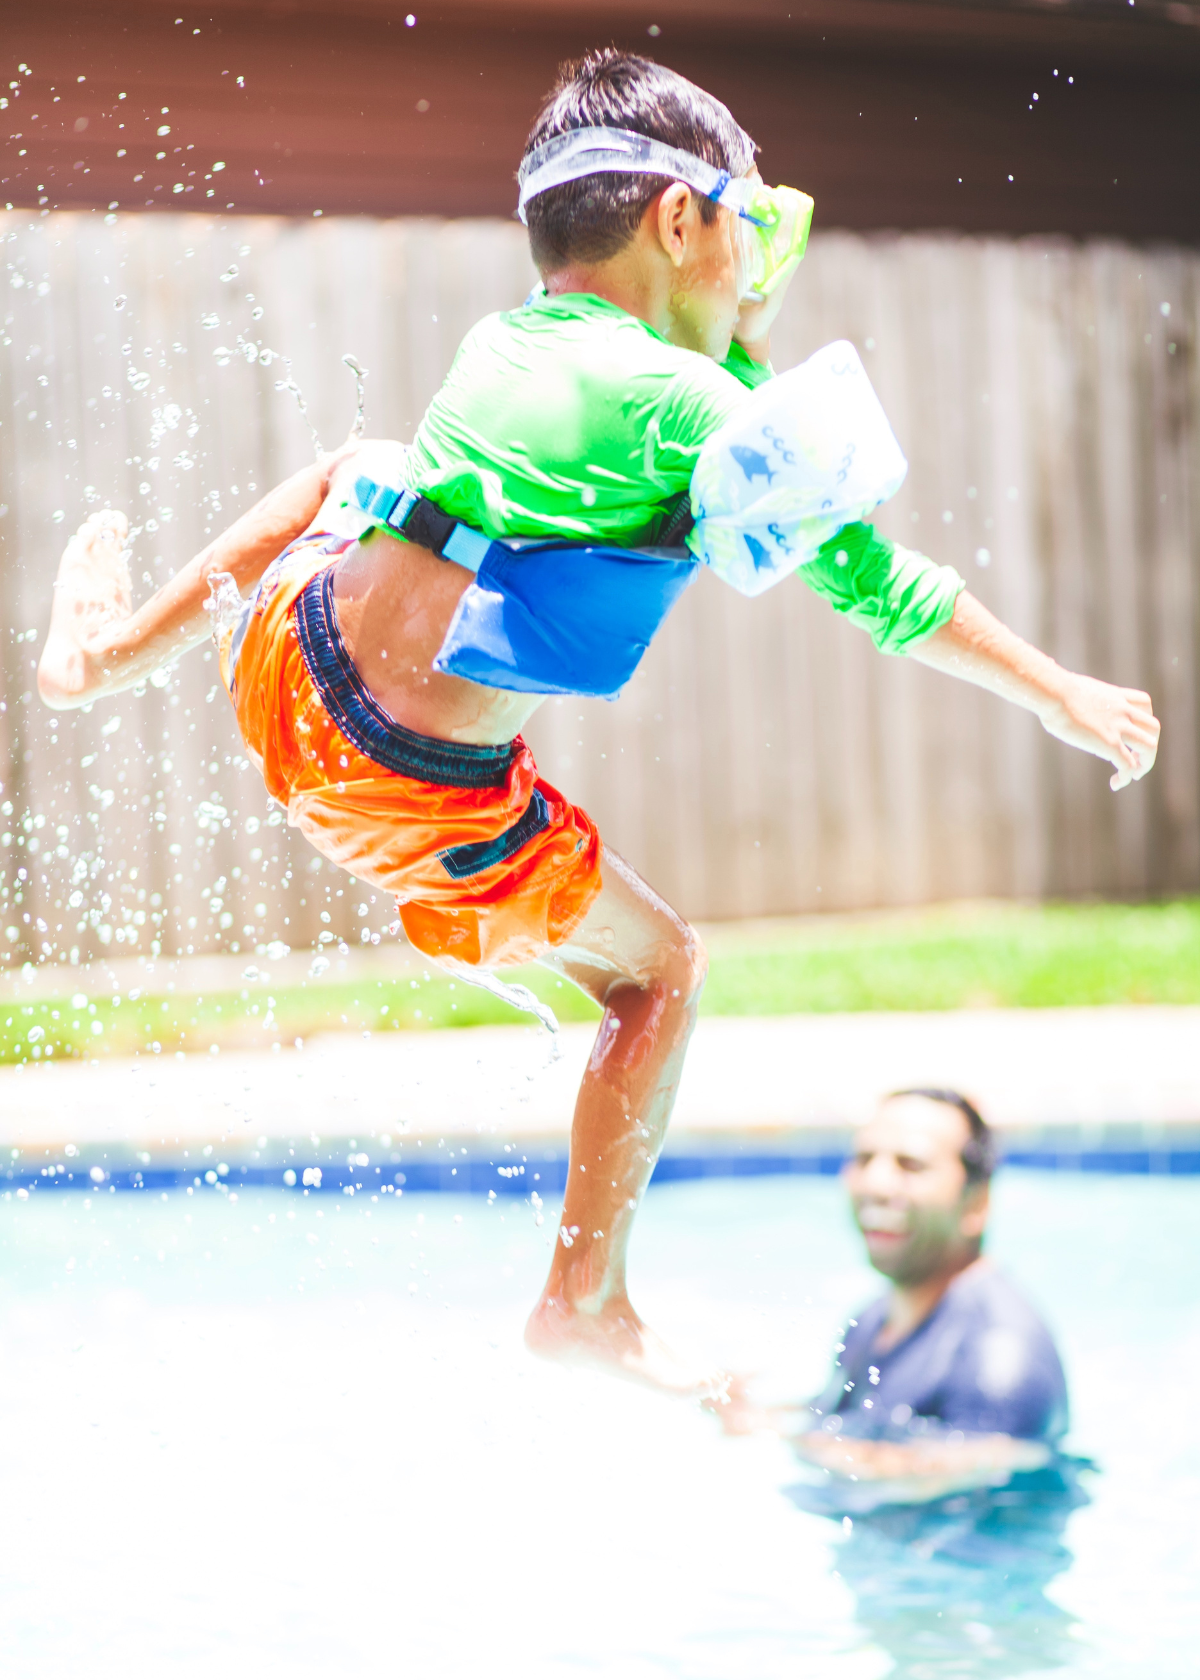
342 354 369 438
203 570 246 641
271 357 322 457
212 331 322 455
446 963 560 1041
213 332 368 458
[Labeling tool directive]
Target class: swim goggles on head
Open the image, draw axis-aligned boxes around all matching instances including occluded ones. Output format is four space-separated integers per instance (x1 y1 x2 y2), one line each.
516 125 813 301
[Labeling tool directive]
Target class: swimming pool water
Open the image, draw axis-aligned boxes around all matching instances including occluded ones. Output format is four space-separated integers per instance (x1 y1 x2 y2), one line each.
0 1172 1195 1678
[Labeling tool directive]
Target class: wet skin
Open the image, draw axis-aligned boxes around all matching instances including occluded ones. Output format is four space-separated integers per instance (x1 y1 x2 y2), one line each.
37 175 1158 1394
37 189 753 1398
715 1096 1051 1491
328 531 540 745
327 510 717 1393
791 1097 1050 1486
327 179 770 750
309 192 779 1393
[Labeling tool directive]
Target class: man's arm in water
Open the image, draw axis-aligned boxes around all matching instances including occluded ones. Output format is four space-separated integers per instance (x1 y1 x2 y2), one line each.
913 589 1159 792
38 446 354 710
712 1384 1049 1503
792 1426 1050 1502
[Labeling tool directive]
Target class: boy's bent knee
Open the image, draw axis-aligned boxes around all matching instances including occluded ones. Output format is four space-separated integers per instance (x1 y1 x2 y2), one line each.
654 920 707 1009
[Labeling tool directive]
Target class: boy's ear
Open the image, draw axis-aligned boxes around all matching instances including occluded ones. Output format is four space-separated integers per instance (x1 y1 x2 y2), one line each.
653 181 696 268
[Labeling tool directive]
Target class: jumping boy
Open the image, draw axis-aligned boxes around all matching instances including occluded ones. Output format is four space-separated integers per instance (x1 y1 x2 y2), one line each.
39 52 1158 1397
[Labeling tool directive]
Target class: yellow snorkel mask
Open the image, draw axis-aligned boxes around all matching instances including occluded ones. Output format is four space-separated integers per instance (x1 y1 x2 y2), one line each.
517 126 812 303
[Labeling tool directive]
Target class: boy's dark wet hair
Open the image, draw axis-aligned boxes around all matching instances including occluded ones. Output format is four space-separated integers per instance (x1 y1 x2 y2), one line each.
890 1088 997 1186
523 49 756 273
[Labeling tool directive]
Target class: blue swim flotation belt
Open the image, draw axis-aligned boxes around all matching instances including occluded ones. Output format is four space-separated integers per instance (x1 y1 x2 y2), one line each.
351 476 697 701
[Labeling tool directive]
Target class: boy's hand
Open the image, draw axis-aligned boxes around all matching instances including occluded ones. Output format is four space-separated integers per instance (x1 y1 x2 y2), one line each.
914 590 1160 793
730 173 805 364
732 250 802 364
1039 673 1160 790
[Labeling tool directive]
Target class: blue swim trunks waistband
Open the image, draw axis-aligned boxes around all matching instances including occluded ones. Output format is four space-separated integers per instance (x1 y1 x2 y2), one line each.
293 564 518 789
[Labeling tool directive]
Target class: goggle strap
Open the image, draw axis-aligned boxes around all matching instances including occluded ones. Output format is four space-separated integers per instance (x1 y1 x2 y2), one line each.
516 126 756 223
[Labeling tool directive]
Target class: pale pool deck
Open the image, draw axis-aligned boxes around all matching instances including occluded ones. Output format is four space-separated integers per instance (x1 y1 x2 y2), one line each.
2 1003 1198 1178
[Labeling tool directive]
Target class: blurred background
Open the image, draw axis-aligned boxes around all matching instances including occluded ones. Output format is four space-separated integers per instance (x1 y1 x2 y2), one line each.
1 0 1198 965
2 11 1199 1677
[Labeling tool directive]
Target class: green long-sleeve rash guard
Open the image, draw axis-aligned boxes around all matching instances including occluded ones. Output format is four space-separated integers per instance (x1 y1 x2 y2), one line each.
802 524 964 656
405 291 772 545
403 290 963 654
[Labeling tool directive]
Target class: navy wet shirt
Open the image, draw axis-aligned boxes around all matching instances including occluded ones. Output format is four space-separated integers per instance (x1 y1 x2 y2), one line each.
813 1263 1069 1442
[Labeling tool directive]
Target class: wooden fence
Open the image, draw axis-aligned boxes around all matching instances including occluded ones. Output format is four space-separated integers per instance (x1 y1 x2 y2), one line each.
0 212 1197 964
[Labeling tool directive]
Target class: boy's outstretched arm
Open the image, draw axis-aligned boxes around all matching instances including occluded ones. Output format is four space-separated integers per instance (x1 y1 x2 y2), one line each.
38 446 354 710
913 589 1160 791
797 528 1159 792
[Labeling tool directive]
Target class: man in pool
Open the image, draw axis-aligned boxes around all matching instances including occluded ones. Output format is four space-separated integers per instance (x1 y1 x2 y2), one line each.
717 1090 1069 1499
38 53 1158 1399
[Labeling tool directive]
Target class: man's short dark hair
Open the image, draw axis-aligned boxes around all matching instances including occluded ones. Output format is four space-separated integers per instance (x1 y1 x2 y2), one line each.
522 50 756 273
890 1088 997 1186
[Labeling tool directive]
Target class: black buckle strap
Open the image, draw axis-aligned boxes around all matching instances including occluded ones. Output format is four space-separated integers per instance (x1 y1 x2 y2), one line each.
658 493 695 551
402 496 458 556
353 475 493 570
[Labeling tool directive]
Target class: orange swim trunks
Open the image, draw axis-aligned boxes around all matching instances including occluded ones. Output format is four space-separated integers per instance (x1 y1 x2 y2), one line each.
219 535 602 968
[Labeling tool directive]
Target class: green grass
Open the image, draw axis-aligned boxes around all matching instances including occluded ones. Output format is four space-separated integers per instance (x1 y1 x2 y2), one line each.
0 966 601 1066
698 898 1200 1014
3 898 1198 1067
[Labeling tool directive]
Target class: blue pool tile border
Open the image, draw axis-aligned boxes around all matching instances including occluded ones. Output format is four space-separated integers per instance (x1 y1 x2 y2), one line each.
3 1145 1200 1199
1001 1148 1200 1174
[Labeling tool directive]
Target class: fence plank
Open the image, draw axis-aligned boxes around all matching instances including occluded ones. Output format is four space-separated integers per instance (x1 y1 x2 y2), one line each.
1 212 1198 971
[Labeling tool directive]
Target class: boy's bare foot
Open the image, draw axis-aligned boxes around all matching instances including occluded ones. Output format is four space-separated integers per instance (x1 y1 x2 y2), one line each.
524 1290 728 1401
39 510 133 705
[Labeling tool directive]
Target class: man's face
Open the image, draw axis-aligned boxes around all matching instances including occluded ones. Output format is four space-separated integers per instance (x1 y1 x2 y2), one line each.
843 1096 988 1286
